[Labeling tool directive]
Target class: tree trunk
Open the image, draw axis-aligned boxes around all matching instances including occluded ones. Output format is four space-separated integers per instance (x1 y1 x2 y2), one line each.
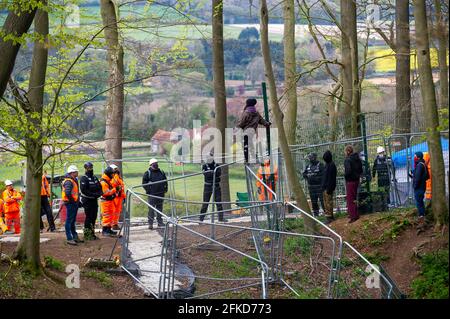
101 0 124 170
212 0 231 210
283 0 298 145
434 0 449 111
340 0 359 137
413 0 449 226
395 0 412 135
259 0 312 224
13 8 48 273
0 1 39 97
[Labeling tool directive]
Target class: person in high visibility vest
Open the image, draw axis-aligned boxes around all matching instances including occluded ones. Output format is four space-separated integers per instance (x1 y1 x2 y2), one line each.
62 165 83 245
0 198 8 234
100 167 118 237
256 156 278 201
423 152 432 204
40 171 56 232
2 180 23 234
109 164 125 231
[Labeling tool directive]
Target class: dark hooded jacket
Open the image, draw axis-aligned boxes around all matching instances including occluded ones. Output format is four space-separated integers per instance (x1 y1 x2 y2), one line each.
321 151 337 194
413 159 428 190
142 167 168 195
202 162 221 186
344 152 363 182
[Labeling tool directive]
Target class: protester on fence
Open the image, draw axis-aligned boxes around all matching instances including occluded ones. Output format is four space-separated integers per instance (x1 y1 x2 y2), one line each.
0 198 8 234
142 158 168 230
302 152 325 217
80 162 102 240
411 151 429 228
256 153 278 202
40 171 56 232
2 180 22 234
372 146 394 211
199 154 227 222
236 98 271 163
423 152 432 207
62 166 83 245
109 164 126 231
344 145 363 223
321 150 337 223
100 167 118 237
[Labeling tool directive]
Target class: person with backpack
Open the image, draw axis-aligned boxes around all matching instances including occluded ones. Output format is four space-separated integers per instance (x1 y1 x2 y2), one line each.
412 151 429 227
142 158 168 230
344 145 363 223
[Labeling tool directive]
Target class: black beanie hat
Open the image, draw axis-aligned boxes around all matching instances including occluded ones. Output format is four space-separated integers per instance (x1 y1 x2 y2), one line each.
245 98 257 107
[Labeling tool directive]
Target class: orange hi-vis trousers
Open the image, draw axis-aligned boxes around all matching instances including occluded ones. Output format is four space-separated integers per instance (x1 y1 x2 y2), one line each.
5 211 20 234
101 199 115 227
113 197 123 226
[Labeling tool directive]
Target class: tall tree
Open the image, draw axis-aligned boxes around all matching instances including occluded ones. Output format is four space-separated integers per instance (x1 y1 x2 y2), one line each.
340 0 360 137
0 0 41 98
212 0 231 209
259 0 312 223
434 0 449 111
101 0 124 169
13 7 49 273
283 0 298 145
413 0 448 226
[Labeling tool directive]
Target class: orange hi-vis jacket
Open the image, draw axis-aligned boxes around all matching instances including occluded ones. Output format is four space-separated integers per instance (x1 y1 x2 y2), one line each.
256 161 278 201
41 174 50 197
2 188 23 214
423 152 432 200
0 198 4 216
113 174 126 199
0 198 7 233
62 177 79 202
100 174 117 213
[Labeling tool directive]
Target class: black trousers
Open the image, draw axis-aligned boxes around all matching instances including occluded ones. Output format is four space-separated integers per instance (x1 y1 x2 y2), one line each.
82 199 98 230
200 185 224 221
40 196 55 230
244 135 249 163
309 185 325 214
148 195 164 224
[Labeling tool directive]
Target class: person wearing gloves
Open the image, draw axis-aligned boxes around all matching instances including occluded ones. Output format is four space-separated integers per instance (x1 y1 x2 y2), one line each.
109 164 125 231
142 158 168 229
199 154 227 222
62 166 83 245
2 180 22 234
321 150 337 223
80 162 103 240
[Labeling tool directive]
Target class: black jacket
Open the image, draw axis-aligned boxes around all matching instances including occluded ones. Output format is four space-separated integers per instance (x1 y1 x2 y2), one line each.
202 162 221 186
344 153 363 182
321 151 337 194
80 172 102 201
142 168 168 195
372 155 393 187
302 160 325 186
413 160 428 190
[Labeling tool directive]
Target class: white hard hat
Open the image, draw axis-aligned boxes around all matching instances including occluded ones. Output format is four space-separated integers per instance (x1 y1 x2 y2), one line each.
109 164 118 170
149 158 158 165
377 146 385 154
67 165 79 173
4 180 13 186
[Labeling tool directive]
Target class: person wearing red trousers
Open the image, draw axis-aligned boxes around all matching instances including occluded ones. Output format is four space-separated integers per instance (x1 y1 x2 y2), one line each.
344 145 363 223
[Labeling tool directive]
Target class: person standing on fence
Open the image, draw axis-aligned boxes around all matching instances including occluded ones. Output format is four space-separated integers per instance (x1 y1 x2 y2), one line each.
2 180 23 234
109 164 125 231
100 167 118 237
40 171 56 232
142 158 168 230
344 145 363 223
372 146 394 211
80 162 102 240
302 153 325 217
321 150 337 223
199 154 227 222
412 151 429 229
62 166 83 245
236 98 271 163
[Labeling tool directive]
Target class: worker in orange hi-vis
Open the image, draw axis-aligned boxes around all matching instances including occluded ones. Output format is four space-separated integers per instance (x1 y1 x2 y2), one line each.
100 167 118 237
423 152 432 205
256 155 278 201
2 180 23 234
109 164 125 231
0 198 8 234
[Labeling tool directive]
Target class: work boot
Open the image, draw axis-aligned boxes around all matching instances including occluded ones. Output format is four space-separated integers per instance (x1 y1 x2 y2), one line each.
67 239 78 246
112 224 120 231
102 227 113 237
74 236 84 243
148 224 154 230
157 221 165 228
